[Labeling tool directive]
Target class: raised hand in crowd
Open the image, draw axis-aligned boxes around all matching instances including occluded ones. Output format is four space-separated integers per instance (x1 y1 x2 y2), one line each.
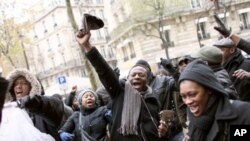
213 14 232 38
213 14 250 54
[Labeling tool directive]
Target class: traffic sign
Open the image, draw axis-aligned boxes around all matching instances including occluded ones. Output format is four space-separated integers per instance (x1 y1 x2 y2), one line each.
58 76 66 85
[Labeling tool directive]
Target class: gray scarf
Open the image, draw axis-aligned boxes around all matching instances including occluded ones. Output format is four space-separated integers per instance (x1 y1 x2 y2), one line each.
118 81 152 135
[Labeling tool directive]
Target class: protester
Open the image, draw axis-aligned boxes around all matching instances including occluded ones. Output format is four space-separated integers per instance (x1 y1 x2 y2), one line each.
135 59 182 139
59 89 109 141
7 68 64 141
160 56 194 131
0 76 9 123
76 31 163 141
156 67 169 77
96 86 112 107
135 59 175 110
177 56 193 74
52 93 73 128
213 38 250 101
65 86 80 111
191 46 238 99
179 59 250 141
214 14 250 54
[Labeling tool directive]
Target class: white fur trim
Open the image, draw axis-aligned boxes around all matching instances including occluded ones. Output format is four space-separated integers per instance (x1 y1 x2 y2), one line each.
7 68 42 97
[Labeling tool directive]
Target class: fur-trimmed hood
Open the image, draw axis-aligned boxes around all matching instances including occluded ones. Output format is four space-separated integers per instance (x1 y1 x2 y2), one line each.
7 69 42 100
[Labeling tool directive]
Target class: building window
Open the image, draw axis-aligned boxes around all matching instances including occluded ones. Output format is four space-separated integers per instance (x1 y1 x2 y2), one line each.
107 47 114 58
42 21 47 33
191 0 201 8
96 0 103 4
122 47 128 61
164 30 170 43
239 13 250 30
89 9 96 16
197 22 210 40
128 42 136 58
96 30 102 39
33 27 38 38
88 0 93 4
99 9 105 20
100 46 106 58
47 39 51 51
161 29 174 47
71 30 77 42
52 14 57 27
56 34 61 46
104 27 110 41
114 14 120 23
37 44 41 54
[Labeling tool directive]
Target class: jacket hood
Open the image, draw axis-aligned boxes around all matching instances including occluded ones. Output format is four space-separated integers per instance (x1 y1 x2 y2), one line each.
7 69 42 100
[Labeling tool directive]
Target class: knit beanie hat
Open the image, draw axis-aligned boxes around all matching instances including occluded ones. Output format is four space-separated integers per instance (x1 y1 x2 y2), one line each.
135 59 151 72
77 89 98 104
178 59 227 96
191 46 223 64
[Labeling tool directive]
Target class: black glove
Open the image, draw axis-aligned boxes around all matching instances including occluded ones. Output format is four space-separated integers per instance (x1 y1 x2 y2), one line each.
213 14 231 37
77 13 104 38
17 95 39 110
160 58 174 70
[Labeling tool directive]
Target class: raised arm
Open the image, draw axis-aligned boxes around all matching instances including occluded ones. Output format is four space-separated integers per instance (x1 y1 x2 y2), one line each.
76 32 122 99
213 14 250 54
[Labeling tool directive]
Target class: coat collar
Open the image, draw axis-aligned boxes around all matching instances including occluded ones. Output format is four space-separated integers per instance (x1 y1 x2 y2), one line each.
207 97 237 141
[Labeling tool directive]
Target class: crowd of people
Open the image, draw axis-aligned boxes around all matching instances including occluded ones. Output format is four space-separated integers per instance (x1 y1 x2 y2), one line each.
1 14 250 141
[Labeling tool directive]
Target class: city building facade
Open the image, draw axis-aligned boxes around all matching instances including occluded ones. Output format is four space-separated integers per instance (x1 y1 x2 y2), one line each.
105 0 250 76
27 0 113 94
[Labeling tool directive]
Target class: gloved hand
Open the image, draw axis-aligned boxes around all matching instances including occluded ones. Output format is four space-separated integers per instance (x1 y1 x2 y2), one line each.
213 14 231 37
17 95 39 110
17 95 30 108
105 110 112 123
59 132 74 141
160 58 174 70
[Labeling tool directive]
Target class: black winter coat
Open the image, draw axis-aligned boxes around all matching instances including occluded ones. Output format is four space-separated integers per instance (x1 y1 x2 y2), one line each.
26 95 64 141
60 106 109 141
223 49 250 101
212 66 238 99
86 47 163 141
206 97 250 141
237 38 250 55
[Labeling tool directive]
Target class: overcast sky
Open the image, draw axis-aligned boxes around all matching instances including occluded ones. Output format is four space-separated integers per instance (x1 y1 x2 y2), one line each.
1 0 39 22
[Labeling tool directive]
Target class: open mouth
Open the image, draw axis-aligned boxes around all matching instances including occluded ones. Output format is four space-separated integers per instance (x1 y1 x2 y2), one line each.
86 100 94 105
189 106 199 115
15 92 24 100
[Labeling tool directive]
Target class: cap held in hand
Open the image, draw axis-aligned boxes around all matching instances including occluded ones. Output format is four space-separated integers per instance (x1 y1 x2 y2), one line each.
77 13 104 38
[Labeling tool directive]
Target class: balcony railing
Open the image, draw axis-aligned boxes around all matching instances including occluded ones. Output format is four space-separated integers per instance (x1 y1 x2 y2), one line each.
37 59 83 78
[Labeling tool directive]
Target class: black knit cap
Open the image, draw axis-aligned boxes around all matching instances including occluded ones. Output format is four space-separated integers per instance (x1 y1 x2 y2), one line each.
135 59 151 72
132 59 153 80
178 59 227 96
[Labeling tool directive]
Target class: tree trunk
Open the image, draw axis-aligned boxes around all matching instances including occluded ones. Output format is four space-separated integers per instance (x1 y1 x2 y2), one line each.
6 55 16 69
65 0 97 90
